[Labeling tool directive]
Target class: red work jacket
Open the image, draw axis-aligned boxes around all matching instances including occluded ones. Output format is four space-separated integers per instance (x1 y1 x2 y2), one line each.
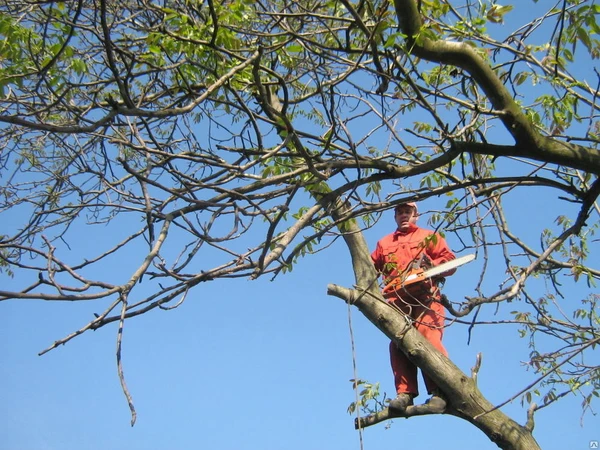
371 223 456 300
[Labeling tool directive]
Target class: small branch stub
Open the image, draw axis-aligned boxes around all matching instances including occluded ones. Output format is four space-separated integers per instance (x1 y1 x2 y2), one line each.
471 352 482 385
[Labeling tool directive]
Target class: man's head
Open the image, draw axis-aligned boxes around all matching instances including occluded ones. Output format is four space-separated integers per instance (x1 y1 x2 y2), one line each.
394 202 418 232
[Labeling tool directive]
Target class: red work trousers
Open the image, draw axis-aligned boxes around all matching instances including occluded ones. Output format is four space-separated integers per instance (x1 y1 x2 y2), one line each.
388 297 448 397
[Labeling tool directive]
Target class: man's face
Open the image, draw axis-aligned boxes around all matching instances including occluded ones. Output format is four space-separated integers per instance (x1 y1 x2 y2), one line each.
394 205 417 231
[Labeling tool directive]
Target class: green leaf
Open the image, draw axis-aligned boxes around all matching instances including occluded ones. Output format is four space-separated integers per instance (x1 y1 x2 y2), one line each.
486 4 513 24
286 44 303 53
514 72 529 86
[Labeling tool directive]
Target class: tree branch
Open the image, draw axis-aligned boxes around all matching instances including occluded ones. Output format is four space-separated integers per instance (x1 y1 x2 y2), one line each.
393 0 600 175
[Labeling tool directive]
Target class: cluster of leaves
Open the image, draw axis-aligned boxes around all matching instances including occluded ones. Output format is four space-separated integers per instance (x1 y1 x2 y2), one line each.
347 379 388 416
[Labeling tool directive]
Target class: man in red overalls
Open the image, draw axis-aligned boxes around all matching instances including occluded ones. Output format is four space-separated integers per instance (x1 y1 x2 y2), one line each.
371 202 455 413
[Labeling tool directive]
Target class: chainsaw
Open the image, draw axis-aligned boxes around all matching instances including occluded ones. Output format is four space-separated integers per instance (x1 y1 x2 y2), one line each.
382 253 475 295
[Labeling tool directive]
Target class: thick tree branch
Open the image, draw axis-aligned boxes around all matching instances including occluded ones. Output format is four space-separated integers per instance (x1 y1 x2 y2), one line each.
354 401 449 429
454 141 600 176
393 0 600 175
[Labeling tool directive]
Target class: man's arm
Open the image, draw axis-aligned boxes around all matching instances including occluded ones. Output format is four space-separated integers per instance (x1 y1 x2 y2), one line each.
371 241 384 273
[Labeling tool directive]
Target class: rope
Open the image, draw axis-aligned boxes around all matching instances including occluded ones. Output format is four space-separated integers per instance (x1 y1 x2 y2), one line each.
347 301 365 450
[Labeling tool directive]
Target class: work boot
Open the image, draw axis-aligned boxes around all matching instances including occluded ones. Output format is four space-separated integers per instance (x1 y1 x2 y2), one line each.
424 395 446 413
388 393 414 412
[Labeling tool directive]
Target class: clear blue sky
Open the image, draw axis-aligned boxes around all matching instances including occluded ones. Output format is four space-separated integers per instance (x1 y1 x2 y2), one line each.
1 194 598 450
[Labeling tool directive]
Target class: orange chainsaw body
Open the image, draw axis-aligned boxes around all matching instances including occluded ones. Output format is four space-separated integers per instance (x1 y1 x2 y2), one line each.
382 268 427 295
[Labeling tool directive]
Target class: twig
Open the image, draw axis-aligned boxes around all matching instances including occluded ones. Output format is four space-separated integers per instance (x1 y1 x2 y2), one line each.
116 295 137 426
